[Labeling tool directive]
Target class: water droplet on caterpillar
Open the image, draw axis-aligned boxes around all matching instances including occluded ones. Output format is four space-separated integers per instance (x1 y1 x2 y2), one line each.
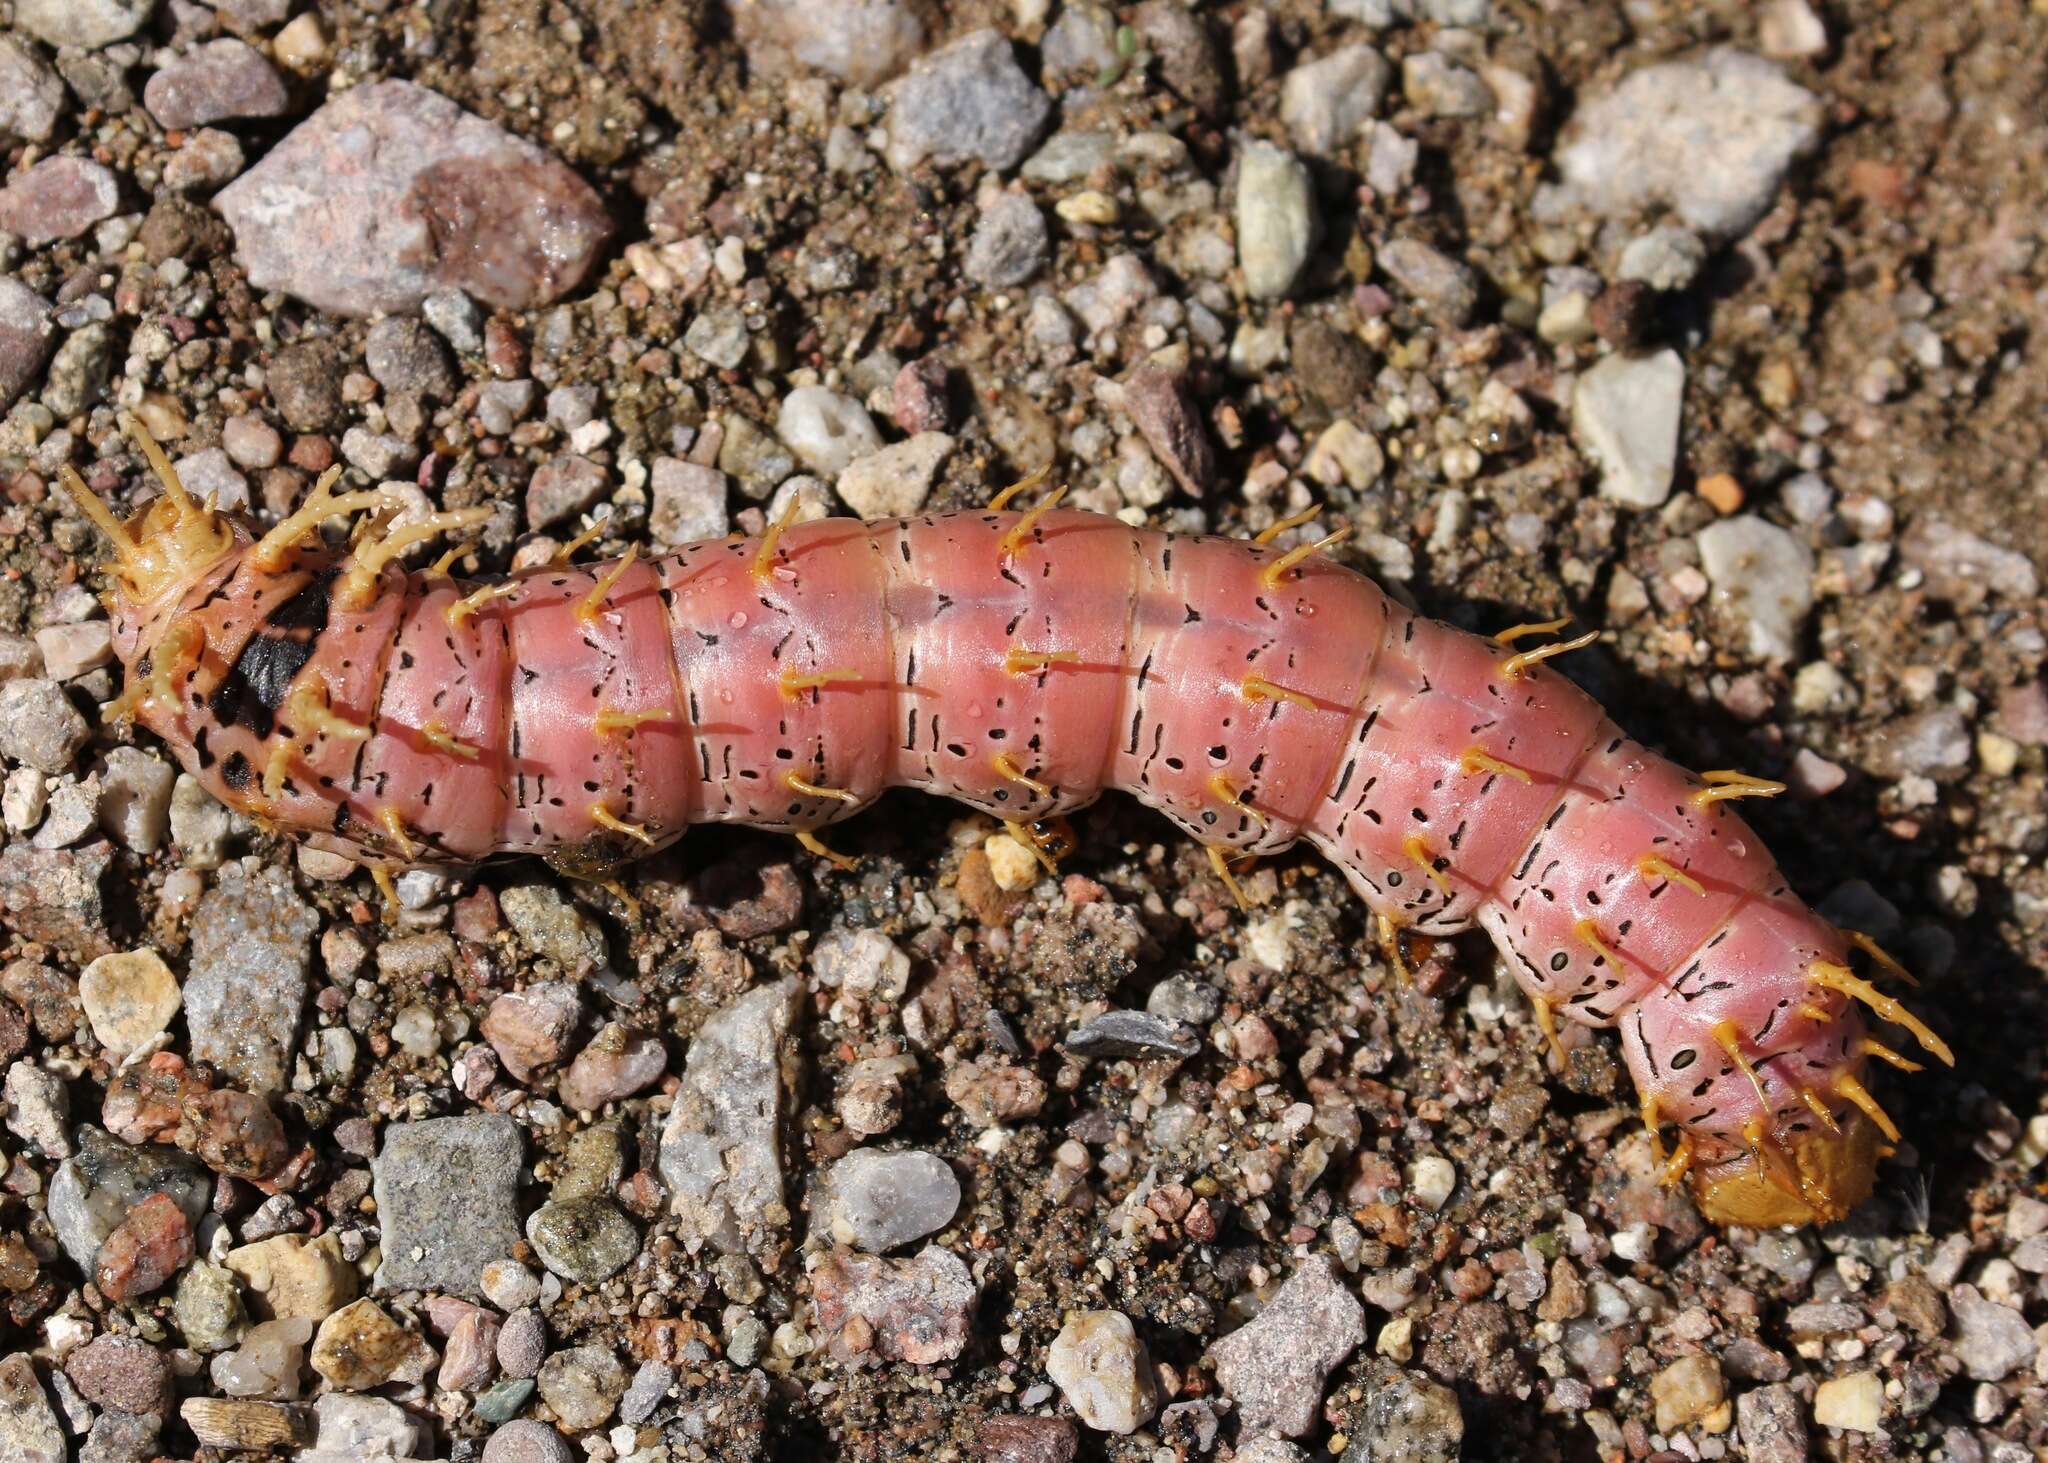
728 610 748 629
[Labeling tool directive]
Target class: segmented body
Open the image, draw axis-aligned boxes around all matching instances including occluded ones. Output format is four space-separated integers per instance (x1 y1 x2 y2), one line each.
113 501 1946 1224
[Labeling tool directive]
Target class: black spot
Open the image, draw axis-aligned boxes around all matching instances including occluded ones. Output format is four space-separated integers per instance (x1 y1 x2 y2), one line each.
1670 1048 1697 1070
1549 951 1569 971
221 750 252 791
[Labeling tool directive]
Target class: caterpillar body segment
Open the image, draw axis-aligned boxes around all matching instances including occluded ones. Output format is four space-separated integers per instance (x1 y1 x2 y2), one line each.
77 454 1949 1230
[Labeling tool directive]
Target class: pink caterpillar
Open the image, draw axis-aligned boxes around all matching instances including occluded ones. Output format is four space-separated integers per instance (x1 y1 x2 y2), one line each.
68 421 1951 1229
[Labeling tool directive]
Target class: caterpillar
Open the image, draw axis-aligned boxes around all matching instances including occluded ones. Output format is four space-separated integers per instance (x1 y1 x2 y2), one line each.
65 417 1950 1230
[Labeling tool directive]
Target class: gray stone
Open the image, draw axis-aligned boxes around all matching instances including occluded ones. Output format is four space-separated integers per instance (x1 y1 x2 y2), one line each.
497 883 606 970
648 459 728 546
682 306 749 370
481 1417 574 1463
307 1395 431 1459
174 1261 248 1353
0 841 113 963
730 0 924 90
1619 226 1708 292
822 1149 961 1252
1146 974 1220 1025
1949 1284 2036 1382
372 1114 524 1296
171 448 248 511
0 158 121 246
364 317 459 400
617 1359 673 1424
835 432 953 520
3 1061 69 1159
1378 238 1480 326
525 1198 639 1285
1121 361 1217 496
143 39 288 130
79 1409 159 1463
1544 49 1823 240
1341 1368 1464 1462
215 80 612 316
657 978 801 1260
1734 1384 1807 1463
185 862 316 1092
1402 52 1493 118
1697 515 1814 664
0 281 55 413
1236 139 1317 301
1041 6 1119 82
1866 707 1972 783
17 0 155 50
211 0 294 26
0 1354 65 1463
0 679 87 775
47 1127 210 1275
716 413 796 498
423 290 484 353
812 1246 975 1365
883 30 1052 174
1046 1311 1157 1435
1279 45 1391 155
41 323 113 417
524 454 608 532
0 38 65 145
534 1345 625 1431
1572 348 1684 508
1900 518 2040 608
964 192 1049 288
777 386 881 479
1208 1256 1366 1437
1065 1009 1200 1060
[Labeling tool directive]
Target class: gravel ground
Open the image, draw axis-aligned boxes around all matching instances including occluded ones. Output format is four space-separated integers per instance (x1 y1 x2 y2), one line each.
0 1 2044 1460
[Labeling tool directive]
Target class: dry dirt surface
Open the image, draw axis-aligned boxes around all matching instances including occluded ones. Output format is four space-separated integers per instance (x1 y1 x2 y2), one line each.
0 1 2044 1460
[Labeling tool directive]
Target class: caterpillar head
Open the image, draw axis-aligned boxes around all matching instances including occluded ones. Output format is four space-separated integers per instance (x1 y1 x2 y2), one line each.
1690 1107 1882 1227
60 413 243 635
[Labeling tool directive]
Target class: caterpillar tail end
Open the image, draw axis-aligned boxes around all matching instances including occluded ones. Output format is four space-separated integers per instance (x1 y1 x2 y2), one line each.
1688 1108 1883 1227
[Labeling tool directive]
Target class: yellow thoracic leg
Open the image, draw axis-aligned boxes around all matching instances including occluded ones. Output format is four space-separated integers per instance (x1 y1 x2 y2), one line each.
1834 1070 1902 1142
1807 962 1953 1066
1206 844 1250 911
1258 523 1353 590
420 720 482 759
1532 995 1566 1066
1857 1036 1924 1073
779 666 861 701
589 803 658 846
370 866 400 923
336 507 495 609
784 772 859 804
1401 832 1449 896
576 545 638 626
1797 1085 1843 1136
1690 769 1786 809
595 876 642 924
260 740 296 801
1640 1094 1665 1165
377 806 418 861
992 752 1051 797
1574 918 1619 967
1497 627 1600 682
1493 616 1573 647
997 484 1066 561
1252 503 1323 545
1711 1019 1773 1111
796 829 858 870
1005 647 1080 676
1659 1131 1694 1188
1459 746 1532 784
1208 772 1269 831
1241 673 1316 710
751 493 801 583
285 679 371 743
552 517 607 566
987 462 1051 512
446 580 520 631
595 706 677 737
1846 929 1919 987
245 471 378 572
1635 852 1705 896
1376 913 1410 985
